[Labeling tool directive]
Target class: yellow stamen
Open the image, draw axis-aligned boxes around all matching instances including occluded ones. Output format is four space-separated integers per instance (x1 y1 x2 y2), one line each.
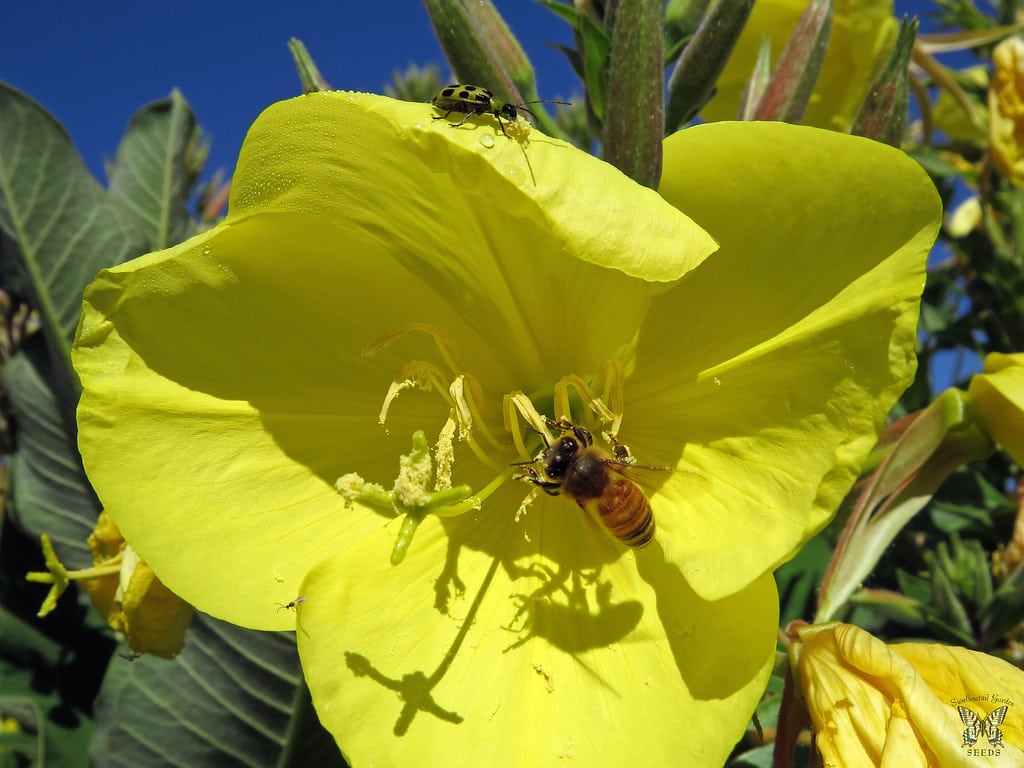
515 485 542 523
450 374 502 449
362 322 461 377
448 375 502 469
554 374 614 432
433 416 457 490
503 391 553 460
377 361 455 427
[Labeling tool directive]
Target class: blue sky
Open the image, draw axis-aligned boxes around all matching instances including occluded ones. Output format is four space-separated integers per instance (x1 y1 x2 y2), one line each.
5 1 945 182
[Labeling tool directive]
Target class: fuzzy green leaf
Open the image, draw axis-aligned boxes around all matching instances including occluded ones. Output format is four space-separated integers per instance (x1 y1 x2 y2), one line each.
91 614 346 768
108 90 200 250
0 82 144 374
3 335 99 568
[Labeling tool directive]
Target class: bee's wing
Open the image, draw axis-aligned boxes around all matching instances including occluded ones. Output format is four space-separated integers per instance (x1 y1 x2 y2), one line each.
602 461 669 492
604 459 711 501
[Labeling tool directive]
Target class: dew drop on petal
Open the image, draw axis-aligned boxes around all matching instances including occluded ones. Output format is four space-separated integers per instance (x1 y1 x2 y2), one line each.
479 134 495 149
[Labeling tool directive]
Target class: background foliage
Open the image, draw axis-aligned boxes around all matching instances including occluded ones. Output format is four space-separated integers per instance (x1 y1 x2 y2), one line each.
2 1 1023 766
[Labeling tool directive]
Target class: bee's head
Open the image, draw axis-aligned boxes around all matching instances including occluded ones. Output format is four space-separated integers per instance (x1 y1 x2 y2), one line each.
544 436 580 479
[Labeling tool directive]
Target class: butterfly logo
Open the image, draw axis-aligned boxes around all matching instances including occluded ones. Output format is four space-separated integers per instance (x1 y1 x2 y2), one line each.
958 705 1008 748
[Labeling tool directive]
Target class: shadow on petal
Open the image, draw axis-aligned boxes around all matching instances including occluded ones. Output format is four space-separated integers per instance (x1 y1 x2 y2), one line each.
636 541 779 700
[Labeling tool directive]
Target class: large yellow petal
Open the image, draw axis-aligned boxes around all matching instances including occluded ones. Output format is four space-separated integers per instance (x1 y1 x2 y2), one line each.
232 92 715 284
297 504 778 768
73 92 716 629
643 121 939 601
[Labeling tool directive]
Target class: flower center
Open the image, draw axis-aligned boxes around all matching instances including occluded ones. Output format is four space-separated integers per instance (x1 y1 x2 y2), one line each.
338 324 630 563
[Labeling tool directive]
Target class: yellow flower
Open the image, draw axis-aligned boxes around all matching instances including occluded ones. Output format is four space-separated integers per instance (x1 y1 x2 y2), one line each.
968 352 1024 464
792 623 1024 767
990 36 1024 186
26 512 193 658
72 92 938 765
81 512 194 659
701 0 897 130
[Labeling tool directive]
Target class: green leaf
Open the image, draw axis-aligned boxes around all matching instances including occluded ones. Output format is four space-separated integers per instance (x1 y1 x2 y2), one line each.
928 560 976 644
896 569 932 604
108 90 199 251
91 614 346 768
0 81 146 430
775 530 831 626
848 588 926 626
3 335 99 568
535 0 582 28
550 43 585 82
910 149 970 180
726 743 774 768
983 564 1024 641
579 12 611 121
0 603 97 768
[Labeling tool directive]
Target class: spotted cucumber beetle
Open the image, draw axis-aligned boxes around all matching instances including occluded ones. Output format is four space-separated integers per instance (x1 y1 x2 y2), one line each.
431 84 570 137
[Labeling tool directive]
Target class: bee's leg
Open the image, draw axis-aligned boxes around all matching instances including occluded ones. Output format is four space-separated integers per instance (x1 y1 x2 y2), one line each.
547 417 594 448
544 417 573 434
542 417 593 448
606 431 632 462
512 464 562 495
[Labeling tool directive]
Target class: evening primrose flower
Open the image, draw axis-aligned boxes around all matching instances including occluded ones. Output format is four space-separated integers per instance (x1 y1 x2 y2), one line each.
968 352 1024 463
990 36 1024 186
701 0 897 130
26 513 193 658
72 92 939 765
80 512 194 659
791 623 1024 766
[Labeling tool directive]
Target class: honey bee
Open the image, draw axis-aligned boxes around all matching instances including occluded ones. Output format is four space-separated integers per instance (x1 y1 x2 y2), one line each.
515 419 661 548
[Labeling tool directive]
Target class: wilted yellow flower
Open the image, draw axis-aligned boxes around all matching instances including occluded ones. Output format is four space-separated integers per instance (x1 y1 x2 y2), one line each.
701 0 897 130
25 512 193 658
72 91 938 765
792 623 1024 766
81 512 194 659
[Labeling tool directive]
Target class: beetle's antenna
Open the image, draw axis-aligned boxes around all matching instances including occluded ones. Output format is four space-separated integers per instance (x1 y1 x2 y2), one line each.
519 100 573 107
